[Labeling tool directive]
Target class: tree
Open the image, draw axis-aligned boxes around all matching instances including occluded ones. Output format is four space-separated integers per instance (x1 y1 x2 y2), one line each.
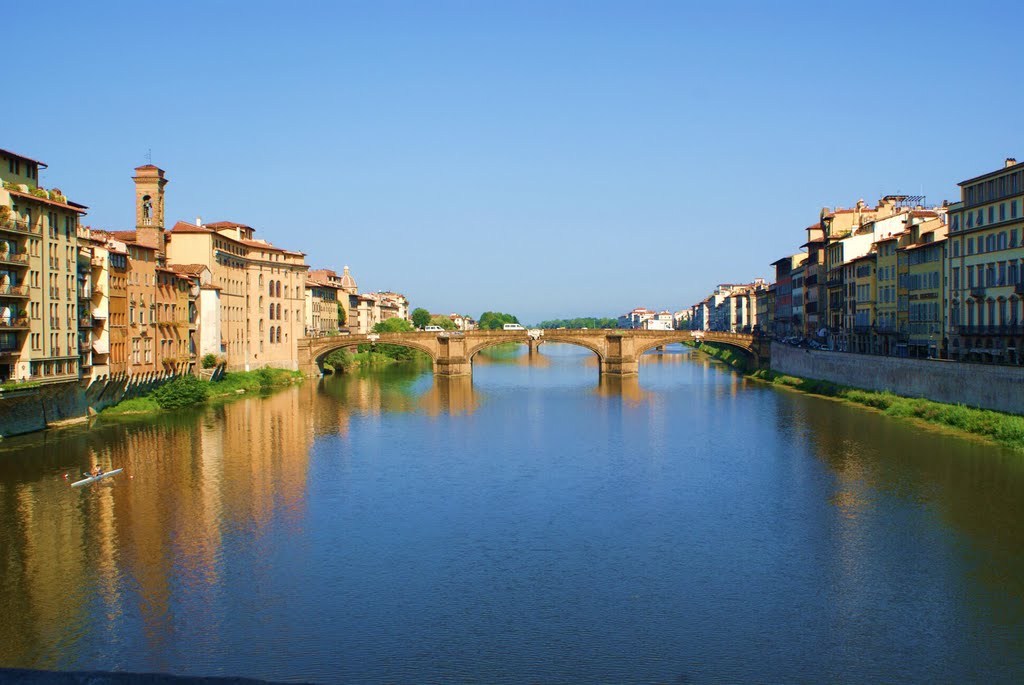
337 301 347 326
478 311 520 330
429 315 457 330
373 317 415 333
411 307 431 329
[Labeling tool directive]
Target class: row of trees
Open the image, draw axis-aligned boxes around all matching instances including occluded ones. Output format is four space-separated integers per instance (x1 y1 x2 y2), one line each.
478 311 520 330
535 317 618 329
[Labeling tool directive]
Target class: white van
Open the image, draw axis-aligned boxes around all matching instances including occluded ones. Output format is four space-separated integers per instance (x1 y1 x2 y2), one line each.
503 323 525 331
423 325 444 332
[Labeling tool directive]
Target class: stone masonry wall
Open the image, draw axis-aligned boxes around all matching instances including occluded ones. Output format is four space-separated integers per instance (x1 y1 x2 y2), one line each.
770 342 1024 415
0 372 180 438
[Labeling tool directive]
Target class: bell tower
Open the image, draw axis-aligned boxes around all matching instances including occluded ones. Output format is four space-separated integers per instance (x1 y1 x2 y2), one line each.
133 164 168 258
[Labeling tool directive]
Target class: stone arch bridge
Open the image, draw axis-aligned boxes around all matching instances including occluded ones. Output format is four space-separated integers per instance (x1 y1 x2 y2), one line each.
298 329 768 377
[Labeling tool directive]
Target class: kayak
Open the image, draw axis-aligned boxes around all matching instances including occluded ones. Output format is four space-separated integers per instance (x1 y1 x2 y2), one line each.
71 468 124 488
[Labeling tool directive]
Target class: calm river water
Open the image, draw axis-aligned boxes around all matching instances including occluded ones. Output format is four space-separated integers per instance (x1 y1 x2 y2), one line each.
1 344 1023 684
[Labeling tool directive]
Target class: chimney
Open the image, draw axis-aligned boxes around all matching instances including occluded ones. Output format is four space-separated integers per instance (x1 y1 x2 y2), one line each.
1006 158 1017 168
195 216 202 226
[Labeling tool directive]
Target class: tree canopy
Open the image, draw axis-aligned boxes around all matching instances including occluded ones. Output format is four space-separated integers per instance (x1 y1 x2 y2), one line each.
373 317 415 333
411 307 431 329
429 315 457 330
535 317 619 329
478 311 520 330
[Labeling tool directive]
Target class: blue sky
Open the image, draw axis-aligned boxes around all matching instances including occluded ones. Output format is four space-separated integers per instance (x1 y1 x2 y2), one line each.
7 1 1023 324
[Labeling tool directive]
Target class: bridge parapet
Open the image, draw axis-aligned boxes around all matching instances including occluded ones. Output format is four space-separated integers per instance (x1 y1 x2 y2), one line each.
298 329 768 377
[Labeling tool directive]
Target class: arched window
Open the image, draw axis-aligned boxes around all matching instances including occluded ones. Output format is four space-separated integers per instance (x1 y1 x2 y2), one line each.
276 303 281 319
269 305 274 320
967 300 975 326
276 281 282 298
276 326 282 343
259 274 264 287
269 328 275 344
259 320 264 332
269 282 274 297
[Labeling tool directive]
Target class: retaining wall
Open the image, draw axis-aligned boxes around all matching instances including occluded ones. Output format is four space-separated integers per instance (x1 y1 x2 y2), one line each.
770 343 1024 415
0 371 180 438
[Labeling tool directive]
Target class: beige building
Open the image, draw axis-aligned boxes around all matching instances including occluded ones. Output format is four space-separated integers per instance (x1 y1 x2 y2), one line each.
305 274 341 337
0 148 88 385
167 217 307 371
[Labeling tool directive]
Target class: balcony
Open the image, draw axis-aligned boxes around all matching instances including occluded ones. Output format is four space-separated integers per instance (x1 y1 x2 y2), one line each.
77 288 91 301
957 324 1024 336
0 252 29 267
0 317 29 329
827 277 843 288
0 217 40 237
0 284 30 298
970 287 986 299
0 346 20 359
1016 282 1024 295
79 316 94 329
853 325 872 334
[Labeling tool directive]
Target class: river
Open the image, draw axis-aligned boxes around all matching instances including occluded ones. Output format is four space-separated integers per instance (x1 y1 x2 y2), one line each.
1 344 1022 684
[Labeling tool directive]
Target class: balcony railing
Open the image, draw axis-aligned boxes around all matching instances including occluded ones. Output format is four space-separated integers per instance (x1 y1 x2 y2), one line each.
827 278 843 288
0 252 29 266
0 284 30 298
0 346 20 358
970 287 986 299
0 317 30 329
78 288 91 300
79 316 94 329
0 218 40 237
957 324 1024 336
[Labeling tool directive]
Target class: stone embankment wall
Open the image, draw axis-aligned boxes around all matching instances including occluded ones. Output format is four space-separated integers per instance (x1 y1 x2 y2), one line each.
0 372 180 438
771 343 1024 415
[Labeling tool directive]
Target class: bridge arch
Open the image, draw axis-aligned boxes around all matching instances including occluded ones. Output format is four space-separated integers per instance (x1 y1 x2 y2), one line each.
311 338 438 374
631 333 702 358
466 336 606 365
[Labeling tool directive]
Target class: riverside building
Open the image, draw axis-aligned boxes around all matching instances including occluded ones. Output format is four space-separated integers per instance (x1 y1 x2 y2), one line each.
947 158 1024 364
0 148 88 384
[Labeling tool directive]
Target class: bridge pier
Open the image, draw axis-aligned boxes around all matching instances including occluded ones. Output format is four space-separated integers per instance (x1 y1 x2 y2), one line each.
434 357 472 376
599 357 639 376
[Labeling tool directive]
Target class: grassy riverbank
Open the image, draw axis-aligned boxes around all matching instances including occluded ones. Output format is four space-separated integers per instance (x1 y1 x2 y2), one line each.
323 348 430 373
102 368 304 416
749 369 1024 451
689 340 1024 451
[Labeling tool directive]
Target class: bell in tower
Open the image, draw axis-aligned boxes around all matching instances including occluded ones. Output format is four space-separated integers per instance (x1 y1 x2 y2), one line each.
132 164 169 257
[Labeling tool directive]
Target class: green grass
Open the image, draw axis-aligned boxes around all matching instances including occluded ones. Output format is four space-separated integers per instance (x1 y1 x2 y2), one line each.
692 341 752 373
101 396 161 415
0 380 42 392
749 369 1024 451
102 368 304 415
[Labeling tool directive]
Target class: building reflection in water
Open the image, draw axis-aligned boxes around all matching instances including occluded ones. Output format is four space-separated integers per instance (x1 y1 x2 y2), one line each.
0 388 313 669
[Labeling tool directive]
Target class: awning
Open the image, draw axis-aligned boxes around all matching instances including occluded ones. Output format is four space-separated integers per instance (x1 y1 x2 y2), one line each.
92 340 109 354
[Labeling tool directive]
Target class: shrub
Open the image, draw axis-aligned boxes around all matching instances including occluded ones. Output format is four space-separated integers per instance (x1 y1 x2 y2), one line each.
324 348 351 370
151 375 209 410
202 353 218 369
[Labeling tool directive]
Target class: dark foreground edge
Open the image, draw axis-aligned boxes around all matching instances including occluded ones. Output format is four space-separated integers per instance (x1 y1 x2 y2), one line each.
0 670 314 685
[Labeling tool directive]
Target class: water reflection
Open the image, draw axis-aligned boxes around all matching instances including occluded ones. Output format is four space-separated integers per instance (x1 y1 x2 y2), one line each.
0 348 1022 681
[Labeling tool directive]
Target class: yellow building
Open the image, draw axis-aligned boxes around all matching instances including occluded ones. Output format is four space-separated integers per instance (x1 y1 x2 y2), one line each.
0 148 88 384
947 158 1024 364
873 233 902 356
850 253 876 354
905 222 947 358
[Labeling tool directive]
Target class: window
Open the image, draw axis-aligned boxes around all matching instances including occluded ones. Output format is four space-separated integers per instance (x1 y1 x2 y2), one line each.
989 206 995 224
968 237 974 255
1000 203 1006 221
999 232 1008 250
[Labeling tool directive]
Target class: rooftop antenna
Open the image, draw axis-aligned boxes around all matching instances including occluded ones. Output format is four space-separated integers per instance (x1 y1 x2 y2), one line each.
145 148 152 164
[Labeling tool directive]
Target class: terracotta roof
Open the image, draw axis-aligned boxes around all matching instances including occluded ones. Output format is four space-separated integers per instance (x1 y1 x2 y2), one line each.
170 221 213 234
241 239 283 252
200 284 221 291
109 230 137 242
168 263 208 275
6 188 87 213
206 221 252 230
0 148 47 168
134 164 160 171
